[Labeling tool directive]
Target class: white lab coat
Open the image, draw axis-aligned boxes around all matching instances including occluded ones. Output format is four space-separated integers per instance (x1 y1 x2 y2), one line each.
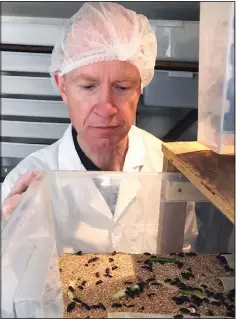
1 124 198 254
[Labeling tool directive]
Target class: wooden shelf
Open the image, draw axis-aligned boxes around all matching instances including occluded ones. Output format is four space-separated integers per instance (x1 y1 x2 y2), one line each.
162 141 235 224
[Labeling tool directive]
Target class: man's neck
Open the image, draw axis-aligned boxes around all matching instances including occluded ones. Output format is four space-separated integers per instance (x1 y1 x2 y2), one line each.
77 136 129 171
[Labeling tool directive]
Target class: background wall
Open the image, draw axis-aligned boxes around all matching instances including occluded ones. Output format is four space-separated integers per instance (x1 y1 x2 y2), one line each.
1 1 200 20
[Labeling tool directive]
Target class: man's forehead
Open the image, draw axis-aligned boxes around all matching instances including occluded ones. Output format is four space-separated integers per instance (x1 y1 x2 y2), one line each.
71 74 138 82
68 62 140 83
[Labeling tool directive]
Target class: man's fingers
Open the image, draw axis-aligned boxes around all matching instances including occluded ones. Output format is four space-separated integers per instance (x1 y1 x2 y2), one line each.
1 193 22 222
8 171 41 198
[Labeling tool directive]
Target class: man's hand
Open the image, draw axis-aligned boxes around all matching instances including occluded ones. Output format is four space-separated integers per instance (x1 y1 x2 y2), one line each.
1 171 41 224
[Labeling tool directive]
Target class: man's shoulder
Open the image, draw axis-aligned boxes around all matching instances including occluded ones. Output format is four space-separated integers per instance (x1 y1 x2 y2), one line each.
17 140 60 170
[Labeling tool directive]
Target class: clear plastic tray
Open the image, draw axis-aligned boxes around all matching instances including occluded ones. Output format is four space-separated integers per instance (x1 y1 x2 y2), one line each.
1 171 234 318
197 2 235 154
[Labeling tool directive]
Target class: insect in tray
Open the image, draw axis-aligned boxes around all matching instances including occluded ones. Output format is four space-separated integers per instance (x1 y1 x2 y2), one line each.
82 302 91 311
112 303 122 308
67 301 76 312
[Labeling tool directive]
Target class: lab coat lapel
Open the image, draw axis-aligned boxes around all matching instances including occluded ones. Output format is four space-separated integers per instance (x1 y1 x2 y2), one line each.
58 124 112 219
58 124 85 171
87 178 113 219
113 126 145 223
113 177 141 223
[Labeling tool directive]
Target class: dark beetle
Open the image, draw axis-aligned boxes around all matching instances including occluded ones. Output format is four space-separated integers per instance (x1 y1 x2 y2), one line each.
98 303 106 310
224 265 234 272
104 274 113 278
67 302 76 312
137 281 146 292
202 298 209 303
177 283 187 290
179 307 191 314
175 261 184 269
185 252 197 257
82 302 91 311
112 303 122 308
181 272 190 280
200 284 208 289
88 257 99 264
90 303 105 310
124 304 135 308
112 266 118 270
179 296 190 303
90 305 101 310
164 278 172 283
213 292 224 300
227 289 235 299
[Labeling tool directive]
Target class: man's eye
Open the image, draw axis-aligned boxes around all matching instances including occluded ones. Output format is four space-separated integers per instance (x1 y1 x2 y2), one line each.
116 86 130 91
81 85 96 90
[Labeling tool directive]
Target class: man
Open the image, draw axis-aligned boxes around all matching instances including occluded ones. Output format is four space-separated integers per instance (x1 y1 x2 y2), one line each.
1 2 197 251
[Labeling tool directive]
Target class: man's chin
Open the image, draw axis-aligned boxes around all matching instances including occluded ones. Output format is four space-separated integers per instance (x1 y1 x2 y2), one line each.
89 137 121 151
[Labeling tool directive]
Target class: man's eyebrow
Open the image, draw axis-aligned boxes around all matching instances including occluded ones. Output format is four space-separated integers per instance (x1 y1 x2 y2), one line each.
72 74 99 82
71 74 139 83
115 76 138 83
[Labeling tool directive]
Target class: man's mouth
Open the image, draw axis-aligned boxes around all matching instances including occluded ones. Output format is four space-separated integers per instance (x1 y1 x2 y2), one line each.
93 126 119 129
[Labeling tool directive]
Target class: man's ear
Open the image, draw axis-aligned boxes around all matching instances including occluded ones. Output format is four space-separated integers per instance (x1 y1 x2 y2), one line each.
54 73 68 105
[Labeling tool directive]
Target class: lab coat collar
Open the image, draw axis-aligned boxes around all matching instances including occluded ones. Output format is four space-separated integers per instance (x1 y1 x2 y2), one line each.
58 124 86 171
58 124 146 172
123 125 146 172
114 126 145 222
58 124 145 221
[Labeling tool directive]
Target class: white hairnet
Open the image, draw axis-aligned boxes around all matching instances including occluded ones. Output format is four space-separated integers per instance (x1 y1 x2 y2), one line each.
50 2 157 88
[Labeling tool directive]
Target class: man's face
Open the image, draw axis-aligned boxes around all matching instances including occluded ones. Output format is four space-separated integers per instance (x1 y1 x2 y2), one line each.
55 60 141 150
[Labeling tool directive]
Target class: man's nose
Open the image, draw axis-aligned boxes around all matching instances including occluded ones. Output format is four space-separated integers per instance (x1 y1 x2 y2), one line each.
95 87 117 117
